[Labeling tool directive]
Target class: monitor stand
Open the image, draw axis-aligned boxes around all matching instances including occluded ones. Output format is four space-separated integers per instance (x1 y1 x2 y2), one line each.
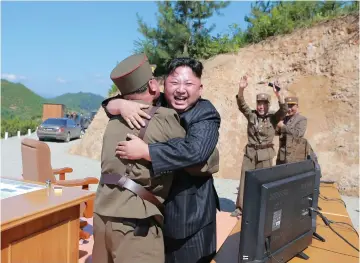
313 232 326 242
295 251 310 260
265 238 311 262
313 208 326 242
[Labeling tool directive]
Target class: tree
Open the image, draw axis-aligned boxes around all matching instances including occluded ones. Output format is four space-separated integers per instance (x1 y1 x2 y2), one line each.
244 1 356 43
134 1 230 74
108 84 118 96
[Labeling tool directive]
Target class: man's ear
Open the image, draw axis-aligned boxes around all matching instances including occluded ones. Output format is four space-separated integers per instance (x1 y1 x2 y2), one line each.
148 79 159 94
199 84 204 95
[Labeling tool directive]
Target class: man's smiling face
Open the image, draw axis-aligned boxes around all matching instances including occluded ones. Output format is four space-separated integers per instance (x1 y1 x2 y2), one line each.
164 66 203 113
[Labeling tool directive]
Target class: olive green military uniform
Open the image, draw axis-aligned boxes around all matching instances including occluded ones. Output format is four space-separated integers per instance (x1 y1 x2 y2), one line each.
92 54 185 263
276 96 308 165
235 92 287 211
93 54 219 263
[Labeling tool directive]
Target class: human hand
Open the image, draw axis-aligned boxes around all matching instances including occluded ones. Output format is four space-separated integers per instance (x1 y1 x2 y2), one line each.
272 80 281 98
239 76 248 90
115 134 150 161
277 120 284 129
110 99 152 129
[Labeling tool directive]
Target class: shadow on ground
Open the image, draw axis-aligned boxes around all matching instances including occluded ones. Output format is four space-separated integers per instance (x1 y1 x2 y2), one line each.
219 197 236 212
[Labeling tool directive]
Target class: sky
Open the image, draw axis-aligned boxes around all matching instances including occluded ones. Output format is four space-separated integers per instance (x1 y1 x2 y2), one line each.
1 1 253 98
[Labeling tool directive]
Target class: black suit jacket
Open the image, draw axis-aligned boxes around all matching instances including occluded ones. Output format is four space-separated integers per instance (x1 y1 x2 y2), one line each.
149 99 221 239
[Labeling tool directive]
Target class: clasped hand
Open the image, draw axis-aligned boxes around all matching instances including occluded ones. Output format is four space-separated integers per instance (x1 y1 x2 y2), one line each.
116 134 150 161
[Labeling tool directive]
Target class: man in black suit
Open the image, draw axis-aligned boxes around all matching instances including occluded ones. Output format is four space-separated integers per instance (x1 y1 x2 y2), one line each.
101 57 221 263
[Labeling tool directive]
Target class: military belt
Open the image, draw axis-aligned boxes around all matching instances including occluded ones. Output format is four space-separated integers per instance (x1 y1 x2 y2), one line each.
248 143 274 150
100 105 165 228
100 173 164 216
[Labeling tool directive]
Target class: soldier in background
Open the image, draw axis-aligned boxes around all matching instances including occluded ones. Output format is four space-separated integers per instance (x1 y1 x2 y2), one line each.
276 96 308 165
231 76 287 217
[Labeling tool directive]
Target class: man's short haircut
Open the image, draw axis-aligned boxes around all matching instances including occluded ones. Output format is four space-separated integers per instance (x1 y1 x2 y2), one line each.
165 57 204 79
124 80 150 96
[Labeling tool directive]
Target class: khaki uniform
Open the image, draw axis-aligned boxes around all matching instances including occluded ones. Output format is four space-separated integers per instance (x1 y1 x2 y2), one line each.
276 113 307 164
276 97 308 165
235 92 287 210
93 102 186 263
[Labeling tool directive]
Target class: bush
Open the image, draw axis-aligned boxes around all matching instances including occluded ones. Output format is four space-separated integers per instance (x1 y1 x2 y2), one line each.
1 118 41 138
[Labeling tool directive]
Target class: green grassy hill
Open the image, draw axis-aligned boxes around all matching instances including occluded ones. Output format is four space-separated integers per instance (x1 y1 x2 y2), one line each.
49 92 104 114
1 79 46 120
1 79 105 120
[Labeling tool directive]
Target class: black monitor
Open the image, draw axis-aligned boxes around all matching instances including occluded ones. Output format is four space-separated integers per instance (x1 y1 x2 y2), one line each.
239 158 321 263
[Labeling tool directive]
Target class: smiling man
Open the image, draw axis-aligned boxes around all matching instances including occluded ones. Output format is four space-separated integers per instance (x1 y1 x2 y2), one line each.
101 57 221 263
231 76 287 217
276 96 308 165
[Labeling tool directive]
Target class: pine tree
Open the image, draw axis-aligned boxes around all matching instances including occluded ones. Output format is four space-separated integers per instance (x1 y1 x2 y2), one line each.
134 1 230 75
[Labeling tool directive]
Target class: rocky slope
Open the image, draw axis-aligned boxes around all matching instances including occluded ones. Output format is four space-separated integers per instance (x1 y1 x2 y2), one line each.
69 15 359 196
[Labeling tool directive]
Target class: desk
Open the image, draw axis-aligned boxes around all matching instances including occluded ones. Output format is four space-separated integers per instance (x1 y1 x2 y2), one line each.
1 178 95 263
212 183 359 263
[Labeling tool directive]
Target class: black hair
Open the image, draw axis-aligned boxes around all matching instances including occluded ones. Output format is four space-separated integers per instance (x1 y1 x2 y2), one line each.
125 81 149 95
165 57 203 79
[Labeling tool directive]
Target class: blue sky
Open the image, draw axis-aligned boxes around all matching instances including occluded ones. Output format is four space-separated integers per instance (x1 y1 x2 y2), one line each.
1 1 252 98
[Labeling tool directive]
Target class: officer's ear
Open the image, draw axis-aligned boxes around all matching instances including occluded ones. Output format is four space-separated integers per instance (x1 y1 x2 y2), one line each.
148 78 159 93
199 84 203 95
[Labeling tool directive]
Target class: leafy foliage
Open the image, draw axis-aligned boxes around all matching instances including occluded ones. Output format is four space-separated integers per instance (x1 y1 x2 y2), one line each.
134 1 231 74
134 0 358 72
1 118 41 138
108 84 118 97
245 1 359 43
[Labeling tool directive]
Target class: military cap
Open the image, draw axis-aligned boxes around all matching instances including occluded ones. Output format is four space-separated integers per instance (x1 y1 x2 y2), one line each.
285 96 299 104
110 53 153 95
256 93 271 102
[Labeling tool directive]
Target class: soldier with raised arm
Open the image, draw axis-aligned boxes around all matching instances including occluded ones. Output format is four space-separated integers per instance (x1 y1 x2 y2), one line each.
231 76 287 217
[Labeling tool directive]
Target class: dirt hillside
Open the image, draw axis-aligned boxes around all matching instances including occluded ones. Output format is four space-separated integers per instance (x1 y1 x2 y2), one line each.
69 15 359 196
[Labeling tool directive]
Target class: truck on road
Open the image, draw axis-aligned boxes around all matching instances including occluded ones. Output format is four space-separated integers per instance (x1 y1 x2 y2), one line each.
42 103 65 121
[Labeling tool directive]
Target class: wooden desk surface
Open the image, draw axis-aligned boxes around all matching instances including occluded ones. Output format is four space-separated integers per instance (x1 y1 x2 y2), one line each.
1 178 95 231
212 183 359 263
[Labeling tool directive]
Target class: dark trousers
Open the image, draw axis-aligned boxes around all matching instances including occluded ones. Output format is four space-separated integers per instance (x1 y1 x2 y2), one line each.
165 221 216 263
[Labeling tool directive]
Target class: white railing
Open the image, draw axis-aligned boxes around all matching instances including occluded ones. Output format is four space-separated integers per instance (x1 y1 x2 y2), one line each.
3 129 33 140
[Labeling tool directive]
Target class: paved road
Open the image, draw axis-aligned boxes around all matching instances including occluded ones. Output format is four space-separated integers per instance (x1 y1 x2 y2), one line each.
1 133 358 231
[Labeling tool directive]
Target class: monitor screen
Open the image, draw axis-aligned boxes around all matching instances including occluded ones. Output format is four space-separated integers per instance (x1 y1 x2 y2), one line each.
239 159 320 263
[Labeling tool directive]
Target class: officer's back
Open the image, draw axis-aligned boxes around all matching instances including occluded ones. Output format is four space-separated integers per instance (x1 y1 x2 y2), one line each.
92 53 185 263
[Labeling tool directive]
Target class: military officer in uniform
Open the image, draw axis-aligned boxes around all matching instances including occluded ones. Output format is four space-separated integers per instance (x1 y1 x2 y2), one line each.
276 96 308 165
231 76 287 217
92 54 219 263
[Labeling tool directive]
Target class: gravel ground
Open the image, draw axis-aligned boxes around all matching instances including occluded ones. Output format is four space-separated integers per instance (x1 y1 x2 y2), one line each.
1 133 358 231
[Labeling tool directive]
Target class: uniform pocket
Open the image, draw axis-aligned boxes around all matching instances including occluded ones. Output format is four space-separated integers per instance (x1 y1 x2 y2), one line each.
256 148 275 162
111 221 134 235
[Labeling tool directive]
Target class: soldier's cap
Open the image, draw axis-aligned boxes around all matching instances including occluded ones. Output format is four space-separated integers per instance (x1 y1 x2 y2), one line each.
256 93 271 103
285 96 299 104
110 53 153 95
